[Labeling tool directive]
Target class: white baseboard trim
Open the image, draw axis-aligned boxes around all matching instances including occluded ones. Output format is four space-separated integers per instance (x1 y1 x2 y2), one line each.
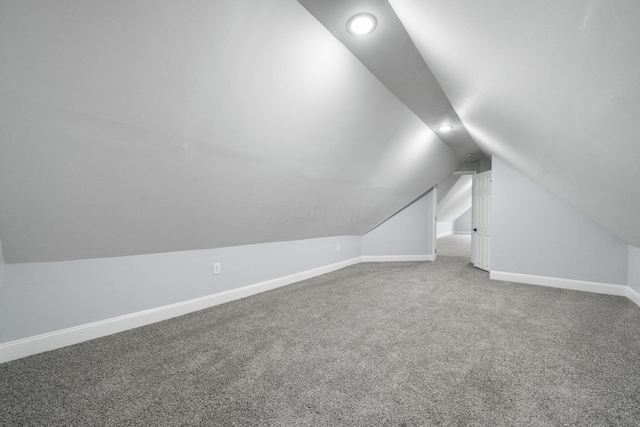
626 286 640 308
361 255 435 262
436 232 453 239
7 259 633 364
0 257 361 364
454 231 471 235
490 271 627 296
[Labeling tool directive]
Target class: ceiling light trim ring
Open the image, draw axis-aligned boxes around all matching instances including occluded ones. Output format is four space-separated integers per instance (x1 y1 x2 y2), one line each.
347 13 378 36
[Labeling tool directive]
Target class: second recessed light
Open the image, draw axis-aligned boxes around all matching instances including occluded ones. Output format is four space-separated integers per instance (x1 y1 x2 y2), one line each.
438 125 454 132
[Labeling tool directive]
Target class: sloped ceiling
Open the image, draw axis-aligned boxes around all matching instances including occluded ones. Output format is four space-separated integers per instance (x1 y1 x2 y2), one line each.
436 174 461 206
390 0 640 247
437 175 472 223
297 0 482 162
0 0 460 263
3 0 638 263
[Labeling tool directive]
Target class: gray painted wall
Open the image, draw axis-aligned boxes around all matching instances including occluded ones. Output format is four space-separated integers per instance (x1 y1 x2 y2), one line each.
362 191 435 256
492 156 628 285
0 238 4 289
436 221 454 238
0 236 360 343
629 246 640 293
454 208 472 233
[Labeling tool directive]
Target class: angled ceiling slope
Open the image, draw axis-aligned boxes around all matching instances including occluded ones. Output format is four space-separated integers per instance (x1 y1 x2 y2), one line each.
0 0 459 263
391 0 640 247
297 0 483 162
437 175 472 223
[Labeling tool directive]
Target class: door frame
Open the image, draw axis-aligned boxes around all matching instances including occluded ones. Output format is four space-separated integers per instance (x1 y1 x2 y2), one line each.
431 186 438 260
471 170 492 271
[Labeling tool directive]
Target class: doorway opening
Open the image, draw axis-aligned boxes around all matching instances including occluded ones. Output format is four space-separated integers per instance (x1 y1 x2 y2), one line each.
435 174 473 261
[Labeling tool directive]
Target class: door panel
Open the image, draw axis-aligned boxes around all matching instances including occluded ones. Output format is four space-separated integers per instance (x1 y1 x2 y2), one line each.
472 171 492 271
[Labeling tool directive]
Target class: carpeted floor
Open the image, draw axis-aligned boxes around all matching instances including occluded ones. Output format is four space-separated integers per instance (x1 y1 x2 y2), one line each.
2 255 640 426
437 234 472 258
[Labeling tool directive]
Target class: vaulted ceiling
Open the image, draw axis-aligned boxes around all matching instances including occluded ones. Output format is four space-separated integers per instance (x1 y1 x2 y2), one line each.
390 0 640 247
437 175 472 223
1 0 639 263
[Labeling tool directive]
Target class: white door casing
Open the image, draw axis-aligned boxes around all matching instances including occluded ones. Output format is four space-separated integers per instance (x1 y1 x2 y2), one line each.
431 186 438 260
472 171 492 271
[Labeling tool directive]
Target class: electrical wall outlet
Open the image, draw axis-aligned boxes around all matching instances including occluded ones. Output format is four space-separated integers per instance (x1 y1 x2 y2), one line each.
213 263 221 275
336 243 340 251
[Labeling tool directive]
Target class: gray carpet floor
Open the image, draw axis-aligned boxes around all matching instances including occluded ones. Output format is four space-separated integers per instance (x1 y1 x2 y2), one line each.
2 253 640 426
437 234 471 258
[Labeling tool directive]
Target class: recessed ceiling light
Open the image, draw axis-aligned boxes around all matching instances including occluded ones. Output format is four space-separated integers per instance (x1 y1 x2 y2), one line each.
438 125 454 132
347 13 377 36
466 153 474 158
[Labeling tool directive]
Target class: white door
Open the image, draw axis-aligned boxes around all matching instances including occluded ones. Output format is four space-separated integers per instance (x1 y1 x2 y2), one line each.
472 171 492 271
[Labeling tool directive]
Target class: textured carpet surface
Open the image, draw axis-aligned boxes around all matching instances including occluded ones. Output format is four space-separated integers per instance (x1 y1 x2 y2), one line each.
437 234 471 258
2 256 640 426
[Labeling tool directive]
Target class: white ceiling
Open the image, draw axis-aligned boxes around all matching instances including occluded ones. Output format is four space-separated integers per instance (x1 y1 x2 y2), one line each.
437 175 472 223
390 0 640 247
1 0 639 262
297 0 483 161
0 0 459 263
